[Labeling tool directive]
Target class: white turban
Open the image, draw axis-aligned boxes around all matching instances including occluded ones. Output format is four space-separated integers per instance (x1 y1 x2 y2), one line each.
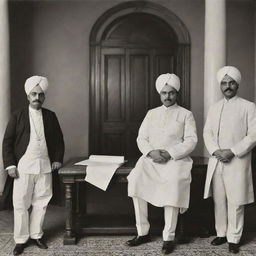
24 76 49 95
155 73 180 94
217 66 241 85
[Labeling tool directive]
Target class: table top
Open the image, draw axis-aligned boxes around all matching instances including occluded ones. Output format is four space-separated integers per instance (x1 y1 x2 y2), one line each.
59 156 208 176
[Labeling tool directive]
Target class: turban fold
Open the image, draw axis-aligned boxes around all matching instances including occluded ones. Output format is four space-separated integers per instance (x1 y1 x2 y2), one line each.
217 66 241 85
155 73 180 93
24 76 49 95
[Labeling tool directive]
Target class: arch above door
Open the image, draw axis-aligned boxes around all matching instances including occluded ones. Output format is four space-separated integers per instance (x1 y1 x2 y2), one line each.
89 1 191 157
90 1 190 45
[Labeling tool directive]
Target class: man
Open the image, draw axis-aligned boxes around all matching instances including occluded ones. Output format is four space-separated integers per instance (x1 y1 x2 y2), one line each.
126 73 197 254
2 76 65 255
204 66 256 254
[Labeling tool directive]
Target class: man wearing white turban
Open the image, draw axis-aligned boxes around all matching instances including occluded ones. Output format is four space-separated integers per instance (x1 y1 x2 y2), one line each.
126 73 197 254
204 66 256 254
2 76 65 255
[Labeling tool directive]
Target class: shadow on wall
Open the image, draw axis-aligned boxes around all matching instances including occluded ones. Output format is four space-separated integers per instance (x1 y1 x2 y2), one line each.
9 1 37 111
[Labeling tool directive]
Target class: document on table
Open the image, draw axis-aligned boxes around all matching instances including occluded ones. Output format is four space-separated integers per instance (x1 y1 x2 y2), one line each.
75 155 125 191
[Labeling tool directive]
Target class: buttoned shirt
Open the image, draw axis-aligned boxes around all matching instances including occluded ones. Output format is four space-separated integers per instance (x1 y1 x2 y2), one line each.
218 96 238 153
17 106 51 174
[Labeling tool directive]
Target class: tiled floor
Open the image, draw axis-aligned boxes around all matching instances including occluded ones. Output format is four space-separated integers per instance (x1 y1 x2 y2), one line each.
1 205 256 255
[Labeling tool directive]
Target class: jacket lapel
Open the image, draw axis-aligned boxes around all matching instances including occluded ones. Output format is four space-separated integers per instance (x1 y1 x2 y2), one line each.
42 108 51 141
23 107 30 133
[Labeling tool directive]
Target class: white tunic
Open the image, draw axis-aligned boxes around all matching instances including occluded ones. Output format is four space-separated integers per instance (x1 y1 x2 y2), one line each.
128 104 198 208
17 106 51 174
204 96 256 205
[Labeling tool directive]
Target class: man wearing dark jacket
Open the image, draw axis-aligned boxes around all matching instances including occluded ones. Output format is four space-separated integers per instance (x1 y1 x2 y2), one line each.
2 76 64 255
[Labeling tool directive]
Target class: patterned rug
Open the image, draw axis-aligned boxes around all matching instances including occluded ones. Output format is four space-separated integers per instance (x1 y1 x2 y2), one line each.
1 206 256 255
1 233 256 256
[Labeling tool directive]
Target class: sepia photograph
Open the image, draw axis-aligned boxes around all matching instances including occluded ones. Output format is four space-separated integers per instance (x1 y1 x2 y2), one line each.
0 0 256 255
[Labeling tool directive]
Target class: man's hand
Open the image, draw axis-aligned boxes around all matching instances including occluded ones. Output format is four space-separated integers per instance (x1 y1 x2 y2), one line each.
148 150 168 164
221 149 235 161
8 167 19 179
52 162 62 171
213 149 228 162
159 150 172 162
213 149 234 163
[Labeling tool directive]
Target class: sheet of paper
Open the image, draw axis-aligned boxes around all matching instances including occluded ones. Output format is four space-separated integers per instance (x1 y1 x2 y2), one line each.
85 163 121 191
74 155 125 191
75 155 124 166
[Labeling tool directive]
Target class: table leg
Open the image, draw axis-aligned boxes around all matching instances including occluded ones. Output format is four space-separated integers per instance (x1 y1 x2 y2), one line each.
63 183 77 245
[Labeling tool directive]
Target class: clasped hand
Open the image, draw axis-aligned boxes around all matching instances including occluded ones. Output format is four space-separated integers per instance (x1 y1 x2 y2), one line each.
213 149 234 163
148 149 172 164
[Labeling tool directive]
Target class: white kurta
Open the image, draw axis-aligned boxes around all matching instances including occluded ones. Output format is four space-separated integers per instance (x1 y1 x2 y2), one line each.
127 104 198 208
204 96 256 205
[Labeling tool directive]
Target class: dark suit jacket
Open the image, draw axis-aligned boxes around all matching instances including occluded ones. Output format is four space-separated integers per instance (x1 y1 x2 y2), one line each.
0 107 65 210
2 107 64 168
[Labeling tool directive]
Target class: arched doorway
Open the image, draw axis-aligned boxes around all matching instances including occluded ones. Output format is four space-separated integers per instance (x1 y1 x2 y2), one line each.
90 1 191 158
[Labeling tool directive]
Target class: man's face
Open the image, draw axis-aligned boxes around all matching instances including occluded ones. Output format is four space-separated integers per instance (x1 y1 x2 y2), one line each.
27 85 45 110
160 84 178 107
220 75 239 99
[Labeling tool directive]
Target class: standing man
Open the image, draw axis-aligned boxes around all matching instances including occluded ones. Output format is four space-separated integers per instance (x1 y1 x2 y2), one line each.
2 76 65 255
126 73 197 254
204 66 256 254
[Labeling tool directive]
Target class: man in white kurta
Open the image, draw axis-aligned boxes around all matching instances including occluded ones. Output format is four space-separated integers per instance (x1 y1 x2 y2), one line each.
204 66 256 254
2 76 64 255
126 73 197 254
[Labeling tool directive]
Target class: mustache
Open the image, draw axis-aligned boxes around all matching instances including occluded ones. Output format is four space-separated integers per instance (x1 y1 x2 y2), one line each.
225 88 233 92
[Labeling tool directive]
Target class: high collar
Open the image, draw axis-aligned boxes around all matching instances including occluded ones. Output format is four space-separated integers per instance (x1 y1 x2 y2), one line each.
29 105 42 115
161 103 178 111
223 95 238 103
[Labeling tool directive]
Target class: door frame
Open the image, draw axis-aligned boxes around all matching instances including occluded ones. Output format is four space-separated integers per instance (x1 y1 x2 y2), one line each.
89 1 191 154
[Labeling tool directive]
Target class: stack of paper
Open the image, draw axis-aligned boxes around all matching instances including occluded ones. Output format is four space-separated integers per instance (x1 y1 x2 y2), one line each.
75 155 125 191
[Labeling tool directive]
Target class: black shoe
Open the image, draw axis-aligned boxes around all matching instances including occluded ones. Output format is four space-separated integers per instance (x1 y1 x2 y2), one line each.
13 244 25 255
211 237 227 246
229 243 239 254
162 241 174 254
126 234 151 246
33 238 48 249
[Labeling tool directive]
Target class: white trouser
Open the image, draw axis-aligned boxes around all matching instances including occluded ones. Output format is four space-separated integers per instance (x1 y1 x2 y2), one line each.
132 197 179 241
212 165 244 244
13 173 52 244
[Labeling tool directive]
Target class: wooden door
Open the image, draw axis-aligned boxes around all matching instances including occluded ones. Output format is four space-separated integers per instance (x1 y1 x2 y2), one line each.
98 47 176 157
89 12 189 158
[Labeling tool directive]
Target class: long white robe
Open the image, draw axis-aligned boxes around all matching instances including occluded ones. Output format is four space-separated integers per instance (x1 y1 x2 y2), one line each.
204 96 256 205
127 104 197 208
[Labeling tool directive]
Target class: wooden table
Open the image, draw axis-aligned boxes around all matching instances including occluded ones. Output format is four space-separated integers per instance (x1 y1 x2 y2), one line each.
59 157 210 245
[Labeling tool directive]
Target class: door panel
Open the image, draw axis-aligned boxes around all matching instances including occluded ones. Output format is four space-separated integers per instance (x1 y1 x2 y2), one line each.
129 50 150 122
102 132 125 155
101 48 125 123
100 48 126 154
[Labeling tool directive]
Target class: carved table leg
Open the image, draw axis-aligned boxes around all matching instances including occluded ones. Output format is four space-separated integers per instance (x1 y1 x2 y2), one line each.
63 183 77 245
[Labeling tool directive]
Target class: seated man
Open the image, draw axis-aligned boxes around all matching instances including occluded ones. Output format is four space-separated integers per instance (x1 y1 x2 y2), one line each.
126 73 198 254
